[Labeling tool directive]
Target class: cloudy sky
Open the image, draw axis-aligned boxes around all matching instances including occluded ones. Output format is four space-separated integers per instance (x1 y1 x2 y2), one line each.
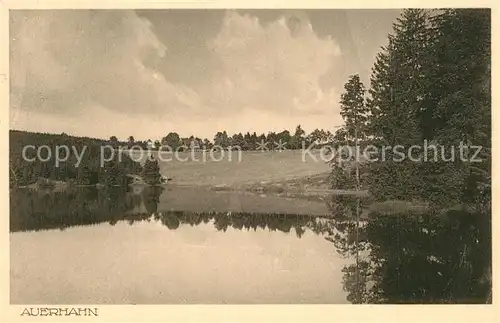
10 9 400 141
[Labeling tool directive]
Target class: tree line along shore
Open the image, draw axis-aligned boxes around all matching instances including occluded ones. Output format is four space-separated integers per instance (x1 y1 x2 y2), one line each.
9 130 166 189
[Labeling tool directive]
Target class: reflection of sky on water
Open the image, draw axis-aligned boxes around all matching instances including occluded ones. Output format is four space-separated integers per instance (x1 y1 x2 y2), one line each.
11 219 350 304
9 187 492 304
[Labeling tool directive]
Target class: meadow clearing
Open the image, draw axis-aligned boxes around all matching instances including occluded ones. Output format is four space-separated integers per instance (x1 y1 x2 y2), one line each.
129 149 333 189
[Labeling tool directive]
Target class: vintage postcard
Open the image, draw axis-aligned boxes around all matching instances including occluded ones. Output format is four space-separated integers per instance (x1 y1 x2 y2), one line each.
0 0 498 322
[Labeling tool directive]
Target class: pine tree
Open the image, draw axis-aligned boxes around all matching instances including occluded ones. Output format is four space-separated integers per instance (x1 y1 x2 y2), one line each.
100 158 127 186
425 9 490 144
289 125 306 149
340 74 369 144
332 74 368 191
141 155 161 185
76 165 92 185
421 9 491 207
366 8 491 207
367 9 430 147
365 9 432 201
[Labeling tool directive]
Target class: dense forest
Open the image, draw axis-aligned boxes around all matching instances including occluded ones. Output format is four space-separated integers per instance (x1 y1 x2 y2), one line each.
331 9 491 211
328 8 491 303
9 130 161 187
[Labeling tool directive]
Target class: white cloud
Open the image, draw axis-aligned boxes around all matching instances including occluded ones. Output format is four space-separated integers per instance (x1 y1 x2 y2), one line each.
10 10 344 139
204 11 342 117
10 10 196 119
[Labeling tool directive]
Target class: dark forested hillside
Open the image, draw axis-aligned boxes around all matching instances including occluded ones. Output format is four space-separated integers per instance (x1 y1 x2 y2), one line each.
9 130 145 187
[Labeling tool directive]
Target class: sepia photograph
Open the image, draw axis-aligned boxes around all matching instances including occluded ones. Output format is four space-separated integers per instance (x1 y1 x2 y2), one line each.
5 4 493 311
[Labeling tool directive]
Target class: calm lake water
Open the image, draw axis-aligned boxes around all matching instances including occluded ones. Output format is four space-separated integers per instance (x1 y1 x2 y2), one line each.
9 187 492 304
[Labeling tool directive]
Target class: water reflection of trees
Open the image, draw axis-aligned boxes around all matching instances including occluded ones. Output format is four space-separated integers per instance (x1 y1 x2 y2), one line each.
321 195 492 304
11 187 490 303
156 212 317 236
10 187 145 231
10 188 324 237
